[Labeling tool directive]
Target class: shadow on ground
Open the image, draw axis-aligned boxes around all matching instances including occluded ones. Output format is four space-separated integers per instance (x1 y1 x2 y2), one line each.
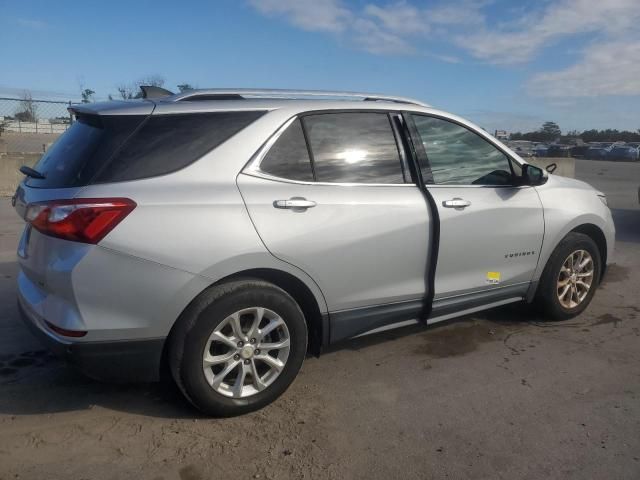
0 299 545 419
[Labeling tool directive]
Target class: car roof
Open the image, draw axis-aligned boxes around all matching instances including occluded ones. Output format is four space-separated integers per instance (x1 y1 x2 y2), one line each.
69 88 433 116
66 88 529 168
70 98 449 122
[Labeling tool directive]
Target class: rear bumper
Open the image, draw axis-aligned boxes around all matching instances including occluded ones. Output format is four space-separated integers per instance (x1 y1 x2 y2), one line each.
18 298 164 382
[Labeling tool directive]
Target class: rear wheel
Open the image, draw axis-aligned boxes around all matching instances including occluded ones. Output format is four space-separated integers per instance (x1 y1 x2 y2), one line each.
534 232 601 320
169 280 307 416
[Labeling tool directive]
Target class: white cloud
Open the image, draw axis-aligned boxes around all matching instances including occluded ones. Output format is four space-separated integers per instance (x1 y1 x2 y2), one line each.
248 0 484 56
363 3 429 36
458 0 640 64
352 17 413 54
427 2 486 26
249 0 640 99
528 41 640 97
15 18 46 29
248 0 351 33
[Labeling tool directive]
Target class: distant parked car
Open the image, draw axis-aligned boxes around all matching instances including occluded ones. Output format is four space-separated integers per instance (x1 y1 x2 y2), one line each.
586 147 609 160
569 145 590 158
569 145 589 158
546 145 571 157
534 144 549 157
607 146 639 161
512 146 533 157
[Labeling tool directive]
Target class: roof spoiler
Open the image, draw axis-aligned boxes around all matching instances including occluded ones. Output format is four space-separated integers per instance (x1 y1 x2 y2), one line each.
139 85 174 99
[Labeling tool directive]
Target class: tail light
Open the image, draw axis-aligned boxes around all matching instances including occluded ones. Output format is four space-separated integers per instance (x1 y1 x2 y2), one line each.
25 198 136 244
45 320 87 338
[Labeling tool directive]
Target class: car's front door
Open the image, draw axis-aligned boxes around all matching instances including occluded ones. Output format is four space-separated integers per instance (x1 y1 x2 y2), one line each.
238 111 433 342
405 113 544 318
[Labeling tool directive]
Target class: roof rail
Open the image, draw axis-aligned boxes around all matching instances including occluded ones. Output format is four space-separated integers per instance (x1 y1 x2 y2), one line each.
170 88 430 107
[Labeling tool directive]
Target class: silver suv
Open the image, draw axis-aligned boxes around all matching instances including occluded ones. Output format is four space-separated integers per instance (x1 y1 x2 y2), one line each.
14 88 615 416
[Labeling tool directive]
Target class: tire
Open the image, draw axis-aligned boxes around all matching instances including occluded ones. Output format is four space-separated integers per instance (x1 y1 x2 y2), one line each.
534 232 601 320
168 279 307 417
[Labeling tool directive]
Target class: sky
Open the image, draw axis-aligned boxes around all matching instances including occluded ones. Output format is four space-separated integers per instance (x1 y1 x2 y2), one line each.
1 0 639 133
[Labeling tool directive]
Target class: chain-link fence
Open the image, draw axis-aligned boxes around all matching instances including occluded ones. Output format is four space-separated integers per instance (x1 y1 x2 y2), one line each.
0 97 76 155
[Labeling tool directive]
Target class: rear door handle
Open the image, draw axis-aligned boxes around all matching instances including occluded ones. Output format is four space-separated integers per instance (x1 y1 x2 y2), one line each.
442 198 471 209
273 197 317 210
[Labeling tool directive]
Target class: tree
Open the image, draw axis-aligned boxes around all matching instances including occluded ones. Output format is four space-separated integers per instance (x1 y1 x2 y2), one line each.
81 88 95 103
513 126 640 143
140 74 165 88
177 83 195 92
117 84 137 100
14 91 37 122
116 74 166 100
540 121 561 141
78 79 96 103
509 129 549 142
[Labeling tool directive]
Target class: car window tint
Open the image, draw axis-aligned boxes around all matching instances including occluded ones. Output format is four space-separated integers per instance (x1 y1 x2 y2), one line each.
25 114 145 188
93 111 265 183
411 115 513 186
303 113 404 184
260 119 314 181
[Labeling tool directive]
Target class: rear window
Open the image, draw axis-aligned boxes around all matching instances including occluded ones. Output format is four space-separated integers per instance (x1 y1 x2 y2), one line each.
26 114 145 188
26 111 265 188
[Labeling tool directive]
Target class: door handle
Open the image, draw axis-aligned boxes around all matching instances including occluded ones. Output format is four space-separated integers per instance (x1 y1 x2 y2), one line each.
442 198 471 210
273 197 317 210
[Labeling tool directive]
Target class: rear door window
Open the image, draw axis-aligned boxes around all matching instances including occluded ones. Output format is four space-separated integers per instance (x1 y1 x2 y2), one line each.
302 112 405 184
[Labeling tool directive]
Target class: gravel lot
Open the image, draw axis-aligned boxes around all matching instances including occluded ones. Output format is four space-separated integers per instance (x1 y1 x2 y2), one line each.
0 159 638 480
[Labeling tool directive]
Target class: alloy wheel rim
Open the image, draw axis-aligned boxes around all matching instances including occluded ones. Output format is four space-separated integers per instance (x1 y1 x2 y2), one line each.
557 249 594 309
202 307 290 398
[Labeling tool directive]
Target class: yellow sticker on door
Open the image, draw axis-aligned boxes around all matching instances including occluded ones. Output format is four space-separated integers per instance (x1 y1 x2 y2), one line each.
486 271 501 285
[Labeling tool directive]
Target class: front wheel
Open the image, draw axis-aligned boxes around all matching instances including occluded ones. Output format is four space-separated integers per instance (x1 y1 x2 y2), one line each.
534 232 601 320
169 280 308 417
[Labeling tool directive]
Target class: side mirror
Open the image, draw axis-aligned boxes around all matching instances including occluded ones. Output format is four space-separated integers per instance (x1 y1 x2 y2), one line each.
521 164 547 186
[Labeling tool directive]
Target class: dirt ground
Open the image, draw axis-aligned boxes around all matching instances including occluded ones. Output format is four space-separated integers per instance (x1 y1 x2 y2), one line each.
0 159 639 480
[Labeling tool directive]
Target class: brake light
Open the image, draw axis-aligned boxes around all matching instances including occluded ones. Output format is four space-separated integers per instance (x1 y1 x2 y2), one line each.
25 198 136 244
45 320 87 338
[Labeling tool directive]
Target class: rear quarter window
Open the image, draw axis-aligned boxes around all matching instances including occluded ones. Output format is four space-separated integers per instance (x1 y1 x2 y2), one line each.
259 119 314 181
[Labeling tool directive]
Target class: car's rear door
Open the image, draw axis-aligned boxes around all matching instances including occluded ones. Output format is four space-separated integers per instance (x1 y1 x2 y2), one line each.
238 111 433 342
404 113 544 318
